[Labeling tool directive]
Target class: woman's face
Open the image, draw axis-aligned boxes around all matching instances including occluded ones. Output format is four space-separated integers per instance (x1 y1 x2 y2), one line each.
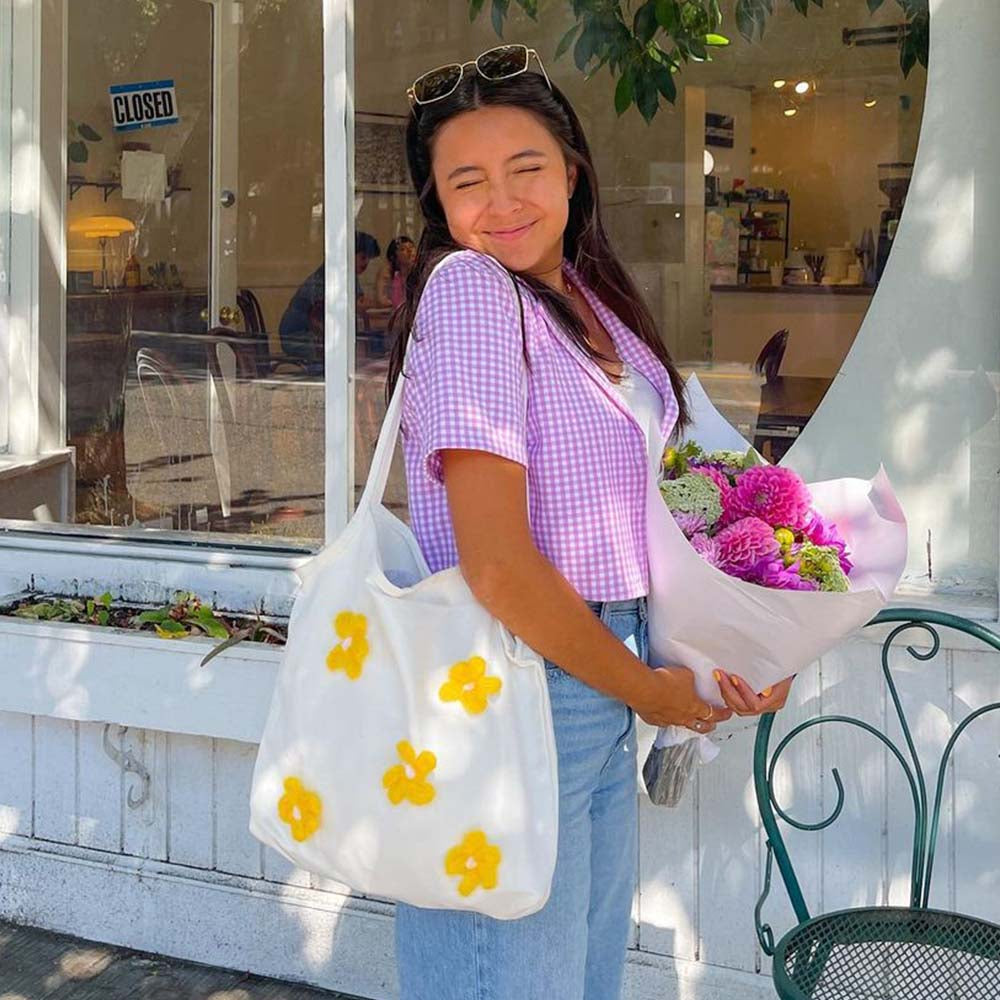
397 239 416 269
430 105 577 280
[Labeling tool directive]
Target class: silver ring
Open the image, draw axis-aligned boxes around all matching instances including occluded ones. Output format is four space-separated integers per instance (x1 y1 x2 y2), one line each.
698 709 713 723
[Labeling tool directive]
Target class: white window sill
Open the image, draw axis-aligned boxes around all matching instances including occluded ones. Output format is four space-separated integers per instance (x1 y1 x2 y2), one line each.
0 613 280 743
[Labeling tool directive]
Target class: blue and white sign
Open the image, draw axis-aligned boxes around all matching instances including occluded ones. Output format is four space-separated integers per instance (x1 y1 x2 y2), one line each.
109 79 178 132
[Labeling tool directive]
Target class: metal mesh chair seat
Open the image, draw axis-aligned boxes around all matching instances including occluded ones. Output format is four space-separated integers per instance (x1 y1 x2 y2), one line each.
774 906 1000 1000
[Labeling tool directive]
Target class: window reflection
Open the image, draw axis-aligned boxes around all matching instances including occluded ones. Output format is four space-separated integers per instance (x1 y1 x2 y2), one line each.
353 0 926 493
60 0 325 542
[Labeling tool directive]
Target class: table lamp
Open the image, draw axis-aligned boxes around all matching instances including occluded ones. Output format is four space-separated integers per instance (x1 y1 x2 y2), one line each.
69 215 136 290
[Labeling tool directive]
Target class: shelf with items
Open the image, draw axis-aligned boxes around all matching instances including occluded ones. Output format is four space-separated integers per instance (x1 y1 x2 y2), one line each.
67 178 192 201
727 194 791 284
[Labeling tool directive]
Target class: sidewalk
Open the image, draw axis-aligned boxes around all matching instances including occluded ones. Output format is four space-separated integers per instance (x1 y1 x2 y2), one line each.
0 920 369 999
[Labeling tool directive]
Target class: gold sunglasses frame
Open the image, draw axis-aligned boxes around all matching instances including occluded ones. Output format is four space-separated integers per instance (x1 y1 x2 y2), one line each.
406 44 552 108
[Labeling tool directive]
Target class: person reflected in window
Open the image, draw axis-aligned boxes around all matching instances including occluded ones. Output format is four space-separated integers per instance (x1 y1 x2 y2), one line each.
375 235 416 309
278 230 381 369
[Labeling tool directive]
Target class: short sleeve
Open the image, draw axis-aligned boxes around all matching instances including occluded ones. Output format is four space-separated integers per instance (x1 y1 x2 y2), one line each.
403 252 529 487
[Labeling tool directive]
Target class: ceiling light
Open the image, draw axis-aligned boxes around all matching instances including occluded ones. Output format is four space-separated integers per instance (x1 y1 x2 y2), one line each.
783 106 798 118
864 95 878 108
772 79 786 89
794 80 811 95
704 149 715 176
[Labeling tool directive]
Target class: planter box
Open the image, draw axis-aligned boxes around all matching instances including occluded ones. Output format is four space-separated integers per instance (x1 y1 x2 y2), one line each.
0 602 282 743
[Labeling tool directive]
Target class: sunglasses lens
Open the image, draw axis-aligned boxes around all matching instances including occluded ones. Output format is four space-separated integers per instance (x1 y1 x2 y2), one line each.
412 64 462 103
476 44 529 80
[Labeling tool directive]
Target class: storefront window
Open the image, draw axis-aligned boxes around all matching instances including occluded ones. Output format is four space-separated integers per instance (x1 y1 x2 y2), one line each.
0 0 10 456
61 0 324 541
353 0 927 506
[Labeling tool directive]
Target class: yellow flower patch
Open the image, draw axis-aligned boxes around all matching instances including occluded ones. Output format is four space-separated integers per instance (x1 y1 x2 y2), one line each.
277 776 321 842
382 740 437 806
326 610 369 679
438 656 502 715
445 829 502 897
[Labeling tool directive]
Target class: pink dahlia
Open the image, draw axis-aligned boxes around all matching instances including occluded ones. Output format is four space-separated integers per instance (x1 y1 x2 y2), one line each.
721 466 813 530
714 516 781 578
690 531 722 568
672 511 707 538
801 510 853 574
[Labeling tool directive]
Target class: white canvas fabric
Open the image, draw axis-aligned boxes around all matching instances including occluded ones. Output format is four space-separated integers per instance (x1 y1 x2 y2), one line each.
249 261 558 920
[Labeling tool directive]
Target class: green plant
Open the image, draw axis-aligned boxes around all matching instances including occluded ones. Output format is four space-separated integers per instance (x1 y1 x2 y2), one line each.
470 0 929 122
68 120 103 164
132 591 231 640
13 591 112 625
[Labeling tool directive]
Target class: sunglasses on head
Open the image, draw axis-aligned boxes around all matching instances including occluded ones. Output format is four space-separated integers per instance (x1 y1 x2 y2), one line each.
407 44 552 108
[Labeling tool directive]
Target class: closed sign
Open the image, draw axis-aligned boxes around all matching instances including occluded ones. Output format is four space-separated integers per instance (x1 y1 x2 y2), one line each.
109 79 178 132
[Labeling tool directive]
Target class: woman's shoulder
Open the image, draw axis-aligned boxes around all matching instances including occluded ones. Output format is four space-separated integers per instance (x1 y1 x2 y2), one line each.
416 249 523 326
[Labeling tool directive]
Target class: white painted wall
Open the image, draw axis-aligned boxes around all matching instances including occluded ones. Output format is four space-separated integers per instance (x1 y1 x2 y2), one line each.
0 622 997 998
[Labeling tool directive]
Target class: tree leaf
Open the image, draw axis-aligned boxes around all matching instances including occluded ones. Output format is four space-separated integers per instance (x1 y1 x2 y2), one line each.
866 0 885 11
688 36 708 61
86 599 95 616
652 60 677 103
99 591 112 606
900 38 917 76
614 69 634 115
97 609 110 626
78 123 102 141
573 21 599 72
490 0 506 37
735 0 757 41
469 0 486 20
555 22 582 60
634 71 659 122
705 33 730 46
68 141 88 164
634 1 659 44
654 0 678 33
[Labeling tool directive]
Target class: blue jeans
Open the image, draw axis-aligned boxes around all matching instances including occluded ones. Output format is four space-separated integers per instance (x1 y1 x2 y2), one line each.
395 596 646 1000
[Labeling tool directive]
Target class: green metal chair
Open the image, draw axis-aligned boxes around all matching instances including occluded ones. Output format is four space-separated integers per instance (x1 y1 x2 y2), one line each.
753 608 1000 999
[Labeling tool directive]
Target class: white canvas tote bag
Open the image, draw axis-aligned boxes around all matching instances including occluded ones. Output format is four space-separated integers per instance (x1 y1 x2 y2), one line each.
249 258 559 919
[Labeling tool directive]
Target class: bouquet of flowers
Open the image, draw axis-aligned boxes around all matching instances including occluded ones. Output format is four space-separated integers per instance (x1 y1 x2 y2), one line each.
659 442 854 595
639 375 908 805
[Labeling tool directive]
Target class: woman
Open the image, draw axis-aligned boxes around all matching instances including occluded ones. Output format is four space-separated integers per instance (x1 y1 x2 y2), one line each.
376 235 416 309
386 44 792 1000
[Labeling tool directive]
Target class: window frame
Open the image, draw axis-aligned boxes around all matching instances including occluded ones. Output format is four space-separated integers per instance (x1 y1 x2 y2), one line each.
0 0 353 611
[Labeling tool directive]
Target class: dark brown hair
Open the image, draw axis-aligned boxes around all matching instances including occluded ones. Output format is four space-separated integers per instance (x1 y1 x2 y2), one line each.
384 69 689 434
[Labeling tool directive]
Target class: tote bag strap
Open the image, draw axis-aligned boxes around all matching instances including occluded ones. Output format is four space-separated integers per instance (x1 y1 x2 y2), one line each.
357 252 524 512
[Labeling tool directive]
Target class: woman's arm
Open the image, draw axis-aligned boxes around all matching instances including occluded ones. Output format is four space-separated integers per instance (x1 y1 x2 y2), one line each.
441 448 726 731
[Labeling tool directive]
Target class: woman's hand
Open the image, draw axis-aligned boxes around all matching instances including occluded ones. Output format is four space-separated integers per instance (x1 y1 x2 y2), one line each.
633 666 734 734
715 671 794 717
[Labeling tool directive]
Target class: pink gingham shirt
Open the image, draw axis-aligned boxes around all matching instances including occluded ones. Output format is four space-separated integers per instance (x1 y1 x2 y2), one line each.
400 250 680 601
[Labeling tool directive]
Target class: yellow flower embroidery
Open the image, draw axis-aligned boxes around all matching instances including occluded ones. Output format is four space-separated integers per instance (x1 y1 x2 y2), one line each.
445 830 502 897
382 740 437 806
277 776 321 842
438 656 502 715
326 611 369 679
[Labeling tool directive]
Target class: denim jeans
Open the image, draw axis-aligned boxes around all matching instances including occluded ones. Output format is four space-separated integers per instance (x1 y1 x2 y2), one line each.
395 596 647 1000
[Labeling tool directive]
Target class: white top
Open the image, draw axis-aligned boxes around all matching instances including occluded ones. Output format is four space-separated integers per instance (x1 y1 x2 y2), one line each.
609 360 666 483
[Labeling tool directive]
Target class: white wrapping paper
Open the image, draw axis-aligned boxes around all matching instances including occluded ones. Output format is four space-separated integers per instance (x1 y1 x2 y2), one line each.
642 374 908 756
